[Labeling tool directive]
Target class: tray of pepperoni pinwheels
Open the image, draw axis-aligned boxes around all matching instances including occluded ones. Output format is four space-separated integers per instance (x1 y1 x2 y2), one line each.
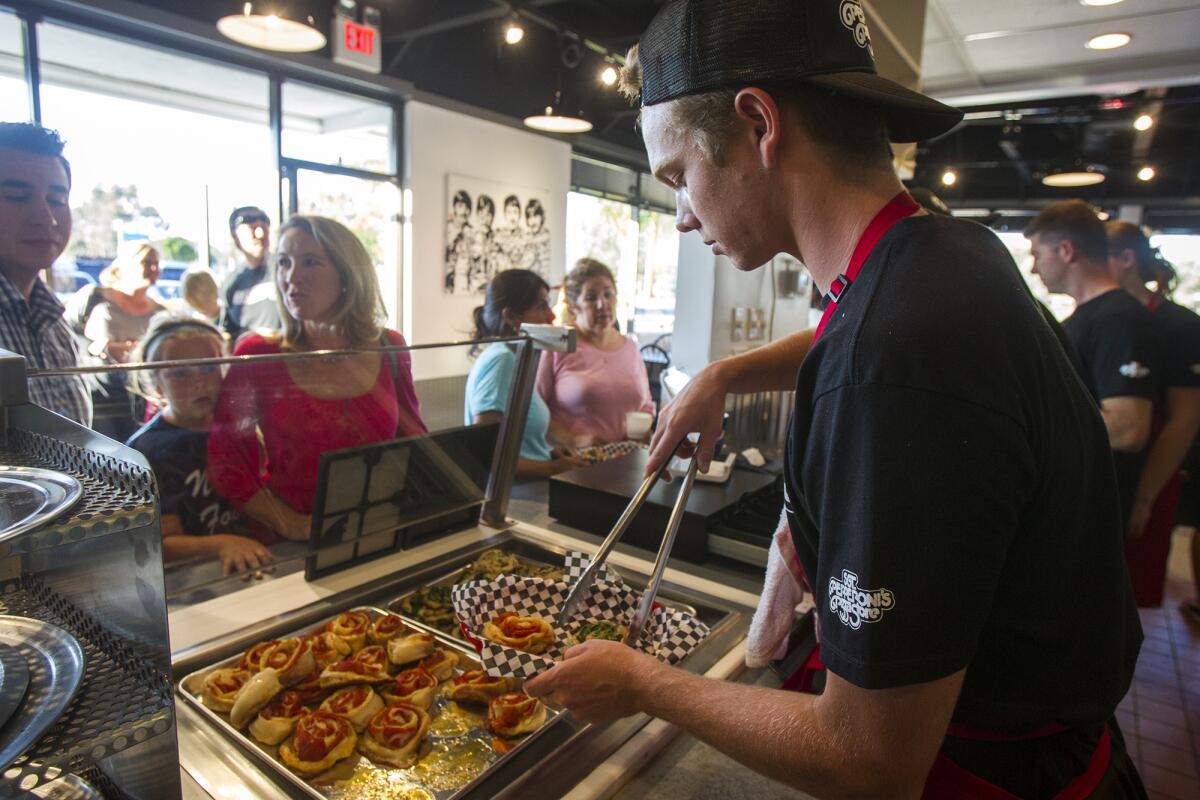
177 607 561 800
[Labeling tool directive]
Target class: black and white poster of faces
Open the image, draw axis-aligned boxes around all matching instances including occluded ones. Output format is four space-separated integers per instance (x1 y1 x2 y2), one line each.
444 173 551 295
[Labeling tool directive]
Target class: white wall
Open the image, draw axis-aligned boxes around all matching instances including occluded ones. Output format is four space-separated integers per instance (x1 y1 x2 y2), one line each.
672 234 814 377
404 100 572 380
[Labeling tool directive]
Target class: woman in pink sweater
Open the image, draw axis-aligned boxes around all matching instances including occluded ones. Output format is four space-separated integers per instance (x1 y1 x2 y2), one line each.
208 216 425 542
537 259 654 445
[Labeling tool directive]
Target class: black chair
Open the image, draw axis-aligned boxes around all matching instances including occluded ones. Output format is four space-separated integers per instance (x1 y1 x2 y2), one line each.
640 343 671 408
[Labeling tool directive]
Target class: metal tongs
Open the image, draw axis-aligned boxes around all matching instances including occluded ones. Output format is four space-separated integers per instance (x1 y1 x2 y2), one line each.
556 445 702 647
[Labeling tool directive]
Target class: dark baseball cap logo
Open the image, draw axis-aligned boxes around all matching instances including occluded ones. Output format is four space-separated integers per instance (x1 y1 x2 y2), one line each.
839 0 873 56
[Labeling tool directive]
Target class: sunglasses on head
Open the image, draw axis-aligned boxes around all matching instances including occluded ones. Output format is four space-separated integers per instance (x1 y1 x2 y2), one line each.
235 213 270 228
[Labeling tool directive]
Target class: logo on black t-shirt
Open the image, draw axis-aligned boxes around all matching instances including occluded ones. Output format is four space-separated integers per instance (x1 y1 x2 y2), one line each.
828 569 895 630
1118 361 1151 379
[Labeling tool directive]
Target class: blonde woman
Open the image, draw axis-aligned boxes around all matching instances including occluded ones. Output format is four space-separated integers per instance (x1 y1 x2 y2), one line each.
69 242 164 363
67 242 164 438
208 216 426 542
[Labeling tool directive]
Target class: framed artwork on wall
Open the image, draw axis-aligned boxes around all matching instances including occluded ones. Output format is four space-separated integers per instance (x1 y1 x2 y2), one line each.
444 173 551 295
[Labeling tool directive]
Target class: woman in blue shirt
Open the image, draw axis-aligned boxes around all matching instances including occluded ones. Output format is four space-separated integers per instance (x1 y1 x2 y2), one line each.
466 269 585 478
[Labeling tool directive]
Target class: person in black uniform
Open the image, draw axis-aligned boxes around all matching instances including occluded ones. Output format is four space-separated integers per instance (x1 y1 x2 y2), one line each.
220 206 281 343
526 2 1144 797
1108 220 1200 610
1027 202 1164 546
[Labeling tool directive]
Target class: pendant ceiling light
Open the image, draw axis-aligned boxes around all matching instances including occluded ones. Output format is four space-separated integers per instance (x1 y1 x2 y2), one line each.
524 90 592 134
218 3 327 53
1042 167 1107 188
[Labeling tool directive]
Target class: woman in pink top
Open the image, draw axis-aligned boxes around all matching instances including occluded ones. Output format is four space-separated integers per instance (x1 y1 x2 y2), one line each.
537 258 654 445
208 216 425 542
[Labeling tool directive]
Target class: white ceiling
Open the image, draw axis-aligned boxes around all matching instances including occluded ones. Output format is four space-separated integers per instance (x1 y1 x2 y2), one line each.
923 0 1200 105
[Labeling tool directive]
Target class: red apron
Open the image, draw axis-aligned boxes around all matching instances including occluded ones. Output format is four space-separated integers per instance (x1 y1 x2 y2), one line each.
1125 296 1182 608
794 193 1113 797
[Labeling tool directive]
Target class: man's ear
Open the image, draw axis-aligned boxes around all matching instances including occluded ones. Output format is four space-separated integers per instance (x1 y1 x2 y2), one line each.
1059 238 1079 264
733 88 783 167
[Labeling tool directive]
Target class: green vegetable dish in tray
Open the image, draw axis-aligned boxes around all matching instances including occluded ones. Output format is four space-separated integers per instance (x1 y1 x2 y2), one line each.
567 620 628 646
395 550 565 638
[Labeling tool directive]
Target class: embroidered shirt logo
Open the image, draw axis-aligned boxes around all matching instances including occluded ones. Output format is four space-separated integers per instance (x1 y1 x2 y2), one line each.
839 1 874 55
1118 361 1151 379
828 570 895 630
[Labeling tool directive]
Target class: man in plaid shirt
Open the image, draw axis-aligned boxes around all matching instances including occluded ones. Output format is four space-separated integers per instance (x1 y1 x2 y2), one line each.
0 123 90 425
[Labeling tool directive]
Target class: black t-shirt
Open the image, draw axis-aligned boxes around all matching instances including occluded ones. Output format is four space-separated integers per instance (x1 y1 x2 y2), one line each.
221 263 282 342
1062 289 1164 526
783 215 1141 789
127 414 242 536
1152 299 1200 390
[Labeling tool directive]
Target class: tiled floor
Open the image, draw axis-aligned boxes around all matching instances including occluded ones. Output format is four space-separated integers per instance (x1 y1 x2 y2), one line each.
1116 528 1200 800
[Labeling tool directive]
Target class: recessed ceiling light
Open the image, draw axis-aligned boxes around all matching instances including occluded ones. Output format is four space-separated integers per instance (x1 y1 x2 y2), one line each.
600 66 618 86
1133 114 1155 131
504 20 525 45
1137 166 1156 182
1080 0 1124 6
217 5 326 52
1042 171 1107 188
1086 32 1131 50
941 169 958 187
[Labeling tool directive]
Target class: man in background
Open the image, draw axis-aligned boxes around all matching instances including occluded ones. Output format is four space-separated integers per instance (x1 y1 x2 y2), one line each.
1027 201 1163 544
0 122 90 425
221 205 280 342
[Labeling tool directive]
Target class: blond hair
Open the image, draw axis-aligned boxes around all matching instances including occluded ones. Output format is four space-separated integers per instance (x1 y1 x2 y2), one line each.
100 243 158 288
181 267 219 315
618 44 890 169
275 215 387 349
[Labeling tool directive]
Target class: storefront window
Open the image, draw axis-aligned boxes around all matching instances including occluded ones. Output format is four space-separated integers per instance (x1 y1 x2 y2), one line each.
565 191 679 338
282 81 393 173
296 169 401 326
1153 234 1200 310
0 9 27 121
36 23 276 299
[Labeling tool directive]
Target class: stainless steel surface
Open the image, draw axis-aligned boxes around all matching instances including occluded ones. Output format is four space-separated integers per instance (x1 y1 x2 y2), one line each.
3 402 180 798
178 606 562 800
175 529 750 800
25 333 563 379
30 772 102 799
625 458 700 647
0 466 83 544
0 641 30 732
481 326 579 530
482 339 540 529
706 533 769 568
557 469 664 629
0 616 86 772
0 348 30 410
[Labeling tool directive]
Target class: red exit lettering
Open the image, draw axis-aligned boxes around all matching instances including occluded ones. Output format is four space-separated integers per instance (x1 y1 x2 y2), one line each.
343 21 376 55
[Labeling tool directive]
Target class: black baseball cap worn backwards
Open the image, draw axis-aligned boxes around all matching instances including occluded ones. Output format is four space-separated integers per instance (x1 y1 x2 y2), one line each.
636 0 963 143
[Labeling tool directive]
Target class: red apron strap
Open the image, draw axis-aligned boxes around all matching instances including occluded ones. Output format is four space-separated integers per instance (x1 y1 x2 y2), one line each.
812 191 920 343
781 644 825 694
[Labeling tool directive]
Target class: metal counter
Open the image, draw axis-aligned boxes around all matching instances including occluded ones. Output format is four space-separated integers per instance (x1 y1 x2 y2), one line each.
170 519 764 800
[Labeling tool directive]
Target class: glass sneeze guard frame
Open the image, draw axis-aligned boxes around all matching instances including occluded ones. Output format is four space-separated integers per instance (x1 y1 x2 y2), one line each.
10 323 575 578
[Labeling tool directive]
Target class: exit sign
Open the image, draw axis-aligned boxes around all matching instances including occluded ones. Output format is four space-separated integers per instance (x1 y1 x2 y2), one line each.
333 16 381 73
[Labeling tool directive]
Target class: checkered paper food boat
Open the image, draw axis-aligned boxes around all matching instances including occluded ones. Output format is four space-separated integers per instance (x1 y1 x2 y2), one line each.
451 552 710 679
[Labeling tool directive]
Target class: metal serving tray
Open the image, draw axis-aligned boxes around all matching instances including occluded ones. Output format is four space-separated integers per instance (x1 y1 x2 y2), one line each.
387 541 700 640
177 607 562 800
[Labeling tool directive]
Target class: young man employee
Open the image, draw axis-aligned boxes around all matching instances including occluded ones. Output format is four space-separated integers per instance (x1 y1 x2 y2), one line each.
526 1 1145 797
